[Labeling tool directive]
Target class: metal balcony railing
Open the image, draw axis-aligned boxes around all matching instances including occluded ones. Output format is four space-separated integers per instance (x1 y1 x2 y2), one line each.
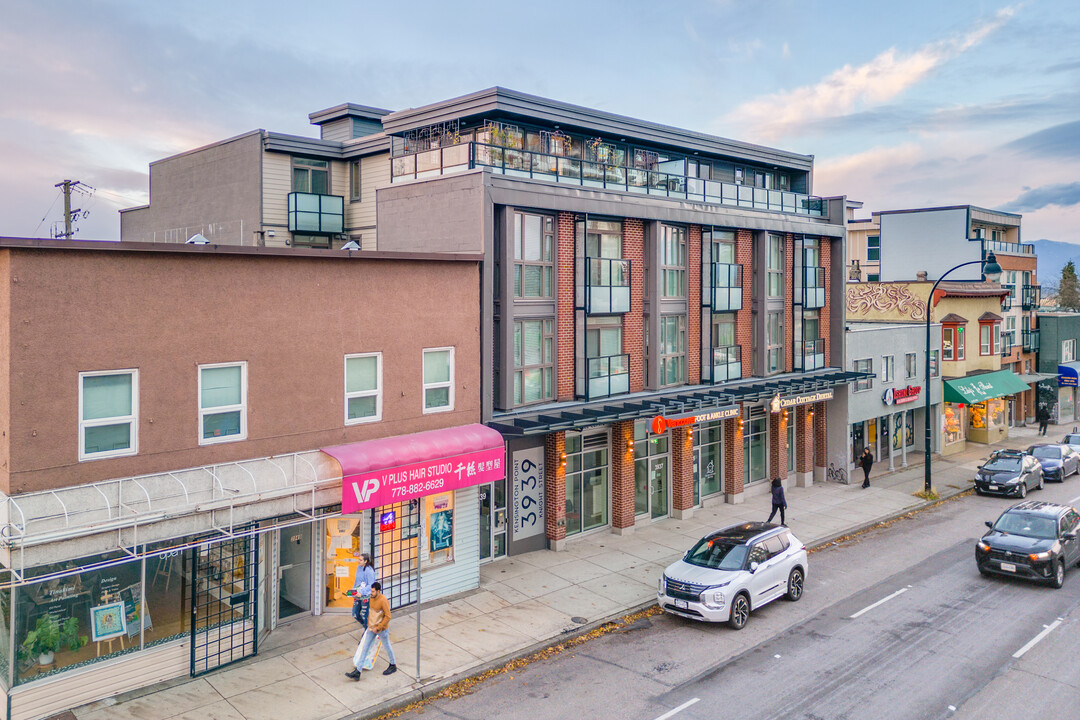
709 345 742 383
1022 284 1041 311
582 257 631 314
1001 285 1014 312
711 263 743 312
983 239 1034 256
802 266 825 308
287 192 344 234
1022 329 1041 353
583 353 630 399
1000 330 1015 357
794 339 825 371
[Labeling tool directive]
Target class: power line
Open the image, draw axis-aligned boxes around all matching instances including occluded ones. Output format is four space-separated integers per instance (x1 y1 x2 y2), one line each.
34 191 63 237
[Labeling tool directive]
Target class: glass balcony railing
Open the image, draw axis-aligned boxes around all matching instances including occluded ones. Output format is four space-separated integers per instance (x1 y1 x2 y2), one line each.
584 353 630 400
287 192 344 234
1023 329 1040 353
1000 330 1015 357
392 142 827 217
711 263 743 312
1022 284 1041 311
983 239 1034 256
802 266 825 308
795 339 825 371
582 257 630 314
709 345 742 383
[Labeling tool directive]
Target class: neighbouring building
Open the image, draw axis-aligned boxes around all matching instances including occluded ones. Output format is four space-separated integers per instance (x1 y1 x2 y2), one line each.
1037 311 1080 425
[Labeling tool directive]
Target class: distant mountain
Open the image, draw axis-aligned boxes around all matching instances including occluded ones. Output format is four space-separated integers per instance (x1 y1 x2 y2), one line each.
1032 239 1080 289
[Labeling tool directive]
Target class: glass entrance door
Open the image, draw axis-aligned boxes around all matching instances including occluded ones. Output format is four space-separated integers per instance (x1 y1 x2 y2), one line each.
479 480 507 562
649 456 669 519
278 524 312 620
634 420 670 519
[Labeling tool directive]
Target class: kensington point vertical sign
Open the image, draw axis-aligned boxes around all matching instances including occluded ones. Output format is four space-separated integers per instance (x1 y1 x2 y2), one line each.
512 447 545 540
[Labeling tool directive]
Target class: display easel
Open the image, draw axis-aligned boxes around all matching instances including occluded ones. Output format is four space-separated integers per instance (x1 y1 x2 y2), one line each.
95 592 126 657
152 554 175 591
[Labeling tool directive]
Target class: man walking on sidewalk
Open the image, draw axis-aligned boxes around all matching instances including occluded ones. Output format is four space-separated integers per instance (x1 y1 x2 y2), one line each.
860 447 874 488
346 582 397 680
1037 405 1050 436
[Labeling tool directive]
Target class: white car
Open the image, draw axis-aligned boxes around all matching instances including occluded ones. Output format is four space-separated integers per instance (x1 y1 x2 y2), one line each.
658 522 808 629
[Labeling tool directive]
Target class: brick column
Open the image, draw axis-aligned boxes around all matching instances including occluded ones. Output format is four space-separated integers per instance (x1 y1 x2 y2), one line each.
723 409 746 503
610 420 636 533
796 404 814 487
785 233 794 373
821 238 832 367
624 219 646 393
813 401 829 483
769 409 788 484
544 432 567 549
688 225 702 382
557 212 576 400
736 230 753 377
671 426 695 519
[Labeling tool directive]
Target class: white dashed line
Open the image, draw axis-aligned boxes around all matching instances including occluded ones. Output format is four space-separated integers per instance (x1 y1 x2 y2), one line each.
652 698 700 720
1013 619 1062 658
850 587 909 618
1068 494 1080 505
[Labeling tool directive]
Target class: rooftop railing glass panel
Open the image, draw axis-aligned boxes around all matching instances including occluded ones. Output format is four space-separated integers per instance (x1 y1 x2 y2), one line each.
583 353 631 400
802 266 825 308
983 239 1034 256
709 345 742 383
795 339 825 371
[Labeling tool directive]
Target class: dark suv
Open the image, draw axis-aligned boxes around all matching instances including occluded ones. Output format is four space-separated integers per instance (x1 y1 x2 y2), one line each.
976 501 1080 588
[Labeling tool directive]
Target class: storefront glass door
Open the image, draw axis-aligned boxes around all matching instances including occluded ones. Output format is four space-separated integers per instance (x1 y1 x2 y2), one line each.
324 516 364 611
479 480 507 562
634 421 670 519
278 524 312 620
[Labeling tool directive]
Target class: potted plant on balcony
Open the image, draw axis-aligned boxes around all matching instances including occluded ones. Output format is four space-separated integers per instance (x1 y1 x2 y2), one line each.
21 615 87 667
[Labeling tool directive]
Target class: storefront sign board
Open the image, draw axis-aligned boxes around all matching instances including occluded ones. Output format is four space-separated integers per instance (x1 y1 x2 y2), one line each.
769 389 834 413
883 386 921 405
650 404 741 434
512 446 545 541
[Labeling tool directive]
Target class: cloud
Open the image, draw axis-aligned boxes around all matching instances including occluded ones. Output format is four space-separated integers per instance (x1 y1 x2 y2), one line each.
999 182 1080 212
1003 120 1080 158
723 5 1018 141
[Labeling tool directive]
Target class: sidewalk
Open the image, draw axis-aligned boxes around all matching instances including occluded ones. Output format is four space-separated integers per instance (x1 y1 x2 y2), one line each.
70 423 1059 720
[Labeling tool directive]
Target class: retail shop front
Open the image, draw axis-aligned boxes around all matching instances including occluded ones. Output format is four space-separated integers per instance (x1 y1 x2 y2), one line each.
849 382 936 473
1057 362 1080 425
942 370 1030 449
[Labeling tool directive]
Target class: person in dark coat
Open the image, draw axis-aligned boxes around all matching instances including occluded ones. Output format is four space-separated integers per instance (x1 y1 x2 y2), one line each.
1037 405 1050 436
766 478 787 525
860 447 874 488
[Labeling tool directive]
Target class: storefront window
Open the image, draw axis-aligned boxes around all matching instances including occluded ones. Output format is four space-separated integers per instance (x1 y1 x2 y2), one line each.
743 409 767 485
1059 387 1076 423
693 421 723 499
425 493 455 566
892 412 904 451
971 399 1006 431
324 516 365 611
906 410 915 447
566 432 610 534
944 403 964 445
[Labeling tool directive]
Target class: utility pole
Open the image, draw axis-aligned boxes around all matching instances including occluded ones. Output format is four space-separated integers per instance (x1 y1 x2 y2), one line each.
54 179 83 239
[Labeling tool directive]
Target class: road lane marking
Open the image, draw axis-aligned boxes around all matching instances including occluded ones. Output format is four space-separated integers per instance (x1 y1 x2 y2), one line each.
1068 494 1080 505
1013 619 1063 658
850 587 909 618
652 698 700 720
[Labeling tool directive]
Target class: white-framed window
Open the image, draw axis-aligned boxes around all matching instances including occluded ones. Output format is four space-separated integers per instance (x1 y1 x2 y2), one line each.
881 355 894 383
853 358 873 392
905 353 917 379
79 369 138 461
345 353 382 424
660 225 687 298
423 347 455 413
1064 339 1076 363
198 362 247 444
866 235 880 262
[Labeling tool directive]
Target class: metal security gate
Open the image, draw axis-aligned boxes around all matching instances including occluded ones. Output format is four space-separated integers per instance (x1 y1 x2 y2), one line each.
370 500 420 610
189 533 259 676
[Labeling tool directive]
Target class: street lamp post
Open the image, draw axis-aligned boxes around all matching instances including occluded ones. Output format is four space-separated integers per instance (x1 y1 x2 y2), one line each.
923 251 1003 494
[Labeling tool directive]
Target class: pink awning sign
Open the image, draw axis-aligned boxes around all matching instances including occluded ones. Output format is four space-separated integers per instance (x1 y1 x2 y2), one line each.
323 424 506 514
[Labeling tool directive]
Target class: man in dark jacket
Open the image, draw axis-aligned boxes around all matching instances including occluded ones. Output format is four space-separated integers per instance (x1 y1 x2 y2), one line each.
1037 405 1050 436
860 447 874 488
766 478 787 525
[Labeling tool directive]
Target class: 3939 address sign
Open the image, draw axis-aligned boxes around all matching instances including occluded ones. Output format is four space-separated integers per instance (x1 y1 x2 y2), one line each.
512 447 545 541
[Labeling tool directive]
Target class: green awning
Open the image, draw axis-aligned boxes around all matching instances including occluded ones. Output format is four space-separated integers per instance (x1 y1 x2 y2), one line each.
943 370 1031 404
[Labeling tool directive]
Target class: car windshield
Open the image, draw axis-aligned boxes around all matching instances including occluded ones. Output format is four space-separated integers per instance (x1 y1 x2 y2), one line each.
983 457 1022 471
684 537 750 571
1065 435 1080 445
993 512 1058 539
1031 446 1061 459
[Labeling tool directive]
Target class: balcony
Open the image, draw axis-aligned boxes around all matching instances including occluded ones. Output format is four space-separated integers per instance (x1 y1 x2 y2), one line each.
582 257 631 314
392 142 827 218
794 339 825 371
983 239 1034 257
802 266 825 308
1000 330 1015 357
711 263 743 312
1023 329 1041 353
583 353 630 400
287 192 344 234
708 345 742 383
1022 284 1041 311
1001 285 1014 312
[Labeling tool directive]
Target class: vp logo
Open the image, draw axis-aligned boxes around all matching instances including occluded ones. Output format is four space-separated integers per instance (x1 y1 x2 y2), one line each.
353 478 380 505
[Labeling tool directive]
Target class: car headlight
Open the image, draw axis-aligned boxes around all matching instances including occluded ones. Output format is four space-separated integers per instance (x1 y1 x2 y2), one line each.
658 576 666 594
977 541 991 553
700 588 726 610
1029 542 1061 562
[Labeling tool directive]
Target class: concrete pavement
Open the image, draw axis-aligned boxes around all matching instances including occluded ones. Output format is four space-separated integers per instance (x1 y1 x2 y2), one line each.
69 422 1062 720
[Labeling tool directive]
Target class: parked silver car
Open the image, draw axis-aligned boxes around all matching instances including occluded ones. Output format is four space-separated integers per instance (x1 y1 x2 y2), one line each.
1061 433 1080 454
658 522 808 629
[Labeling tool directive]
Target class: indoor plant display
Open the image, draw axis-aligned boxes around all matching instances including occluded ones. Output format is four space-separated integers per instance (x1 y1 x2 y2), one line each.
21 615 87 667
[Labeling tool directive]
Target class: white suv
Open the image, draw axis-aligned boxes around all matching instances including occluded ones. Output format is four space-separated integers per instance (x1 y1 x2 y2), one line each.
658 522 808 629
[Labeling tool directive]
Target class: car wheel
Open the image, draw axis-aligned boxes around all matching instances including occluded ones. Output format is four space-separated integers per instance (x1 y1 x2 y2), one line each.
728 593 750 630
1051 560 1065 589
1018 482 1027 499
1038 473 1044 491
785 568 804 602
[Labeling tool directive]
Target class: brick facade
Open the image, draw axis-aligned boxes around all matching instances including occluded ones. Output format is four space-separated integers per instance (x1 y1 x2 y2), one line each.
736 230 754 377
724 410 746 496
769 409 788 481
672 426 694 512
795 404 813 473
557 212 576 400
545 431 567 542
625 219 646 393
688 225 702 382
813 401 828 468
610 420 636 529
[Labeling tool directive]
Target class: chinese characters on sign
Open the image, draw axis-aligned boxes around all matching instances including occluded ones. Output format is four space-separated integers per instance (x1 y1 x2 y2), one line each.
512 447 545 540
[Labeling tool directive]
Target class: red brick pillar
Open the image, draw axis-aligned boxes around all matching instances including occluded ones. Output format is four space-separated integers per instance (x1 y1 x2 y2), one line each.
796 404 814 487
557 213 577 400
736 230 754 377
785 233 795 373
688 225 702 382
769 410 788 483
724 409 746 502
624 219 646 393
610 420 636 532
821 238 832 367
813 401 828 483
545 432 567 548
671 426 695 518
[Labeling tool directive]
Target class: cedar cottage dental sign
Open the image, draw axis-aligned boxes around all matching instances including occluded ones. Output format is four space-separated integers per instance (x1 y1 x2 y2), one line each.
342 447 504 514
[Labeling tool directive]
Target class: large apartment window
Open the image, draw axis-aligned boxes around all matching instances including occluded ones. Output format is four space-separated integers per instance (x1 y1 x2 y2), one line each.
515 319 555 405
942 325 964 361
1064 339 1076 363
867 235 880 262
349 160 361 201
661 225 687 298
767 234 783 298
423 347 454 413
853 358 873 392
766 311 783 374
659 315 687 385
345 353 381 423
79 370 138 460
905 353 917 379
292 157 329 194
199 363 247 444
586 219 622 258
514 212 554 299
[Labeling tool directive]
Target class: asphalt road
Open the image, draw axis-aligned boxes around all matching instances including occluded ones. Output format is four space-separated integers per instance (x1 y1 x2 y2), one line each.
387 480 1080 720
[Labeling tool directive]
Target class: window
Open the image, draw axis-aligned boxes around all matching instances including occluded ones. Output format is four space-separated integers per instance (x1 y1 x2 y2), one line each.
767 311 783 374
980 323 1000 356
199 363 246 443
515 319 555 405
661 225 687 298
867 235 880 262
942 325 965 361
930 350 940 377
423 347 454 412
767 234 783 298
853 358 872 392
659 315 687 385
867 274 880 282
881 355 894 383
292 157 329 194
79 370 137 460
345 353 381 423
905 353 917 379
514 212 554 299
349 160 361 201
1064 339 1076 363
291 234 331 249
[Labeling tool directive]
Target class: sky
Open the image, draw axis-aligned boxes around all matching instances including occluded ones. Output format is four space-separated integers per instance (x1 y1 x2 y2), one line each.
2 0 1078 244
